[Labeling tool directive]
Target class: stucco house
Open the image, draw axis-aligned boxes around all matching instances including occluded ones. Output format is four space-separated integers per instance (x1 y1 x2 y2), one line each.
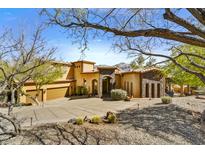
20 60 166 104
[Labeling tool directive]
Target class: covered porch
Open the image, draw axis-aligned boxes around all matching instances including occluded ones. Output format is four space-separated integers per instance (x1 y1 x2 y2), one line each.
97 66 116 98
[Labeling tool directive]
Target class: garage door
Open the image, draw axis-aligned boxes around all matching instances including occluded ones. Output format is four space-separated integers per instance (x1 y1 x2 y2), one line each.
47 87 69 100
26 90 43 104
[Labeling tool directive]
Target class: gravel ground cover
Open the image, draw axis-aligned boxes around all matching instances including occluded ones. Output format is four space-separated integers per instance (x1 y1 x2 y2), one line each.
1 96 205 145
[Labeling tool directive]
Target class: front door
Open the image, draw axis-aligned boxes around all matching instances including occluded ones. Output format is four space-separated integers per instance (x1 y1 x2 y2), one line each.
102 77 112 97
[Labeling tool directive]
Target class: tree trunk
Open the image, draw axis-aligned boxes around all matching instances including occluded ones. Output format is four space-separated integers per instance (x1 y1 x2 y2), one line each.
35 85 44 107
34 88 41 106
180 84 184 96
3 91 8 104
34 94 40 106
187 85 190 95
8 89 15 116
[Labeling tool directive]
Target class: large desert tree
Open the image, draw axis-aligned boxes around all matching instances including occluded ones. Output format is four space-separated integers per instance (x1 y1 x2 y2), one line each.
0 26 55 115
163 45 205 94
26 63 64 105
41 8 205 83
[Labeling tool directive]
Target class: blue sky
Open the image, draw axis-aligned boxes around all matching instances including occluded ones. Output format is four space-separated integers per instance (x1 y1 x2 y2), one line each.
0 9 190 65
0 8 133 65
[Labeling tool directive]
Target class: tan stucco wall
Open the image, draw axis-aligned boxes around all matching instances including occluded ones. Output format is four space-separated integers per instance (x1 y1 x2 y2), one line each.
73 62 83 87
73 62 98 92
83 63 94 72
121 73 141 97
79 73 99 94
66 66 74 80
115 74 121 89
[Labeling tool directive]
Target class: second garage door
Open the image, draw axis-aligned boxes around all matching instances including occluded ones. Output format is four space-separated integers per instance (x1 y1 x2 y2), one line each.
47 87 69 100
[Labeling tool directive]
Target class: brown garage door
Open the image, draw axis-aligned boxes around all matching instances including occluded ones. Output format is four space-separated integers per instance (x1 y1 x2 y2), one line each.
47 87 69 100
26 90 43 104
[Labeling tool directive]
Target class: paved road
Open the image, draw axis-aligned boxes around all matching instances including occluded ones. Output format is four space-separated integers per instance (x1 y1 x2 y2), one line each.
1 96 205 127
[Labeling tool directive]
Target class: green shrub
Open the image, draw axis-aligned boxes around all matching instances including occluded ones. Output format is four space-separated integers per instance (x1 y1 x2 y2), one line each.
107 114 117 123
76 86 82 95
111 89 127 100
76 86 88 95
81 86 88 95
161 96 172 104
75 117 84 125
91 115 102 124
179 94 185 97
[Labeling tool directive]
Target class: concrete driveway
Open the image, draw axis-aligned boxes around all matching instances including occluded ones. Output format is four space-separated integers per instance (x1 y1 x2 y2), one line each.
2 97 142 127
1 96 204 127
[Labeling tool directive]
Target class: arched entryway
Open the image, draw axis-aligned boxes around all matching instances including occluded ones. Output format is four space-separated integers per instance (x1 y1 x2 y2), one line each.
92 79 98 96
102 76 112 97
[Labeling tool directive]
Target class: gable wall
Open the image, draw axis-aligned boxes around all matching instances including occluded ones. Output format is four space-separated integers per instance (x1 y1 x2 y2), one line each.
83 63 94 72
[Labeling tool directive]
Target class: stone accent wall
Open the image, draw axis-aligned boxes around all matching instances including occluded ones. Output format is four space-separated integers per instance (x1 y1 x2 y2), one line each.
141 78 165 98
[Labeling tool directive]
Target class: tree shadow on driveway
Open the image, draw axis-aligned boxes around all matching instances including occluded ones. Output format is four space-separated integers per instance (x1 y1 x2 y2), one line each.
117 104 205 144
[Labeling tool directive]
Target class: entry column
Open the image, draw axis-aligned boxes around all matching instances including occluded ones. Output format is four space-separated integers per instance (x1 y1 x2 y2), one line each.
99 76 103 98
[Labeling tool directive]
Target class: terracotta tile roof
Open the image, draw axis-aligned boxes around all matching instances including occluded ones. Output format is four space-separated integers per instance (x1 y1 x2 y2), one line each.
51 61 72 66
121 67 161 74
81 71 99 74
135 67 161 73
72 60 96 64
97 66 117 69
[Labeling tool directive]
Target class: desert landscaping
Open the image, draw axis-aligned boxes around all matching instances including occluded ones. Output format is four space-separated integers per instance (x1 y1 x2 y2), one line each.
1 96 205 145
